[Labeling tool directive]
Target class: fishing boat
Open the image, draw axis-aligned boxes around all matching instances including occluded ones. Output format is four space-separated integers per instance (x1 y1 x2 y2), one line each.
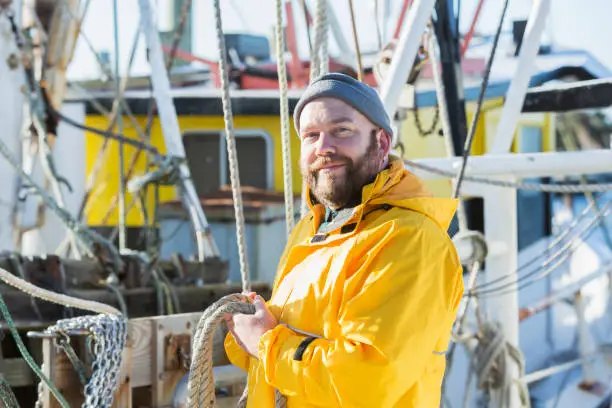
1 0 612 407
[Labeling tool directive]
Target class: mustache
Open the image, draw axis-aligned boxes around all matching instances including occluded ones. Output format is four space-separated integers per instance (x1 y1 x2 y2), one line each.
309 155 352 172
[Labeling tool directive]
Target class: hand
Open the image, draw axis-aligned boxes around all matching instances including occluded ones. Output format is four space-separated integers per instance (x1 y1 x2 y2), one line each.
226 295 278 358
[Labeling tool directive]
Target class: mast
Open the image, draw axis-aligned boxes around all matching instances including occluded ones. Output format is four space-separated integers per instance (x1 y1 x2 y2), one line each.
0 0 23 252
433 0 468 157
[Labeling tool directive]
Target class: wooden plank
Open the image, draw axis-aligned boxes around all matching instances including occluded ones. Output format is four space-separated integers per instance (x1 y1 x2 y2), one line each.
112 338 133 408
151 314 200 407
66 282 271 319
41 337 84 408
3 358 34 387
522 78 612 112
128 317 152 388
128 311 232 389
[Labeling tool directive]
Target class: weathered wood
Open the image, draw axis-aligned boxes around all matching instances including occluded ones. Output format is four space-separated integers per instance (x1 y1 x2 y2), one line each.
3 358 34 387
0 282 270 322
523 78 612 112
42 338 84 408
67 282 271 318
112 338 133 408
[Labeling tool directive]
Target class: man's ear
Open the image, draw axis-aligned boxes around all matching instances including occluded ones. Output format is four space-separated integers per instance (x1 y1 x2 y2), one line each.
377 129 392 156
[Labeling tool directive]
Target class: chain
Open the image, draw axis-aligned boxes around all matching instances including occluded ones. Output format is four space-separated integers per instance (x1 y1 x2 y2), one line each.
35 314 127 408
413 103 440 136
405 159 612 193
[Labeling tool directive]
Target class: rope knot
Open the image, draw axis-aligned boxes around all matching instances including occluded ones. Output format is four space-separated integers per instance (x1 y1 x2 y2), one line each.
452 230 488 266
470 322 530 407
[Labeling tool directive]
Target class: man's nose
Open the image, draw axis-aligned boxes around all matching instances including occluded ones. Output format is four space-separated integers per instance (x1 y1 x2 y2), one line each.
314 132 336 155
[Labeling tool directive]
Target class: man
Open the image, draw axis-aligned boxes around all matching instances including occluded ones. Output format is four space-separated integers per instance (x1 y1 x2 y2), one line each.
224 73 464 407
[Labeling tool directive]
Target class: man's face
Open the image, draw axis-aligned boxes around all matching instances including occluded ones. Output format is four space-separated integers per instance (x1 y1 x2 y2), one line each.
298 97 390 209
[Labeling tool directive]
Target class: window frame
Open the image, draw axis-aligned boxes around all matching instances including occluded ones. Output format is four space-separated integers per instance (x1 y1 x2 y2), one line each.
182 128 274 191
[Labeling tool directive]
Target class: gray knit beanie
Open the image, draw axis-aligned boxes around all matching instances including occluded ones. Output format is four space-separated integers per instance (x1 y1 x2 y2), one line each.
293 73 393 136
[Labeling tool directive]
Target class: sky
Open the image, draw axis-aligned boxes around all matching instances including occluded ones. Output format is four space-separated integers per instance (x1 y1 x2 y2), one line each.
66 0 612 81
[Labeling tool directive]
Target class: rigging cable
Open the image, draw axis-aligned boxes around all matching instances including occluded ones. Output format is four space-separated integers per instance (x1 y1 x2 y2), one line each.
452 0 509 199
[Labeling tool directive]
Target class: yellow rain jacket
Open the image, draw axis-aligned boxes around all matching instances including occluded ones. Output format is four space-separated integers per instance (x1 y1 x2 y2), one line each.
225 155 464 407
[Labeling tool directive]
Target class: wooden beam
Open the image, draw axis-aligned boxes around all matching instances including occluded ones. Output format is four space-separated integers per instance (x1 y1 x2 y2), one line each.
523 78 612 112
3 358 35 387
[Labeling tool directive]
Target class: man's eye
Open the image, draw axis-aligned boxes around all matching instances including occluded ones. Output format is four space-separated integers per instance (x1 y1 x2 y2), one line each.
336 128 352 137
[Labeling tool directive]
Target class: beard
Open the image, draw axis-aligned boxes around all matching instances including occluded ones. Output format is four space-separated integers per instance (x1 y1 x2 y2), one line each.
302 135 382 209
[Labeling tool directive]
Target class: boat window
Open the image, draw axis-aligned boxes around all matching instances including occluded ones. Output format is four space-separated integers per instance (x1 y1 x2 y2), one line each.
183 130 271 197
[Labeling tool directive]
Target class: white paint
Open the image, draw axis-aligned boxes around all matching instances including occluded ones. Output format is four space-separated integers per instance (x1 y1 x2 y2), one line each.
138 0 219 259
0 9 24 253
490 0 551 154
406 149 612 180
20 103 86 255
379 0 436 141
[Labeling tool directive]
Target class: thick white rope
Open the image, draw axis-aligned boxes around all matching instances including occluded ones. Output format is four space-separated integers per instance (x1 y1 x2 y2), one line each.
463 323 530 408
309 0 328 81
0 266 120 315
301 0 330 218
186 294 287 407
212 0 250 293
317 0 329 76
275 0 295 236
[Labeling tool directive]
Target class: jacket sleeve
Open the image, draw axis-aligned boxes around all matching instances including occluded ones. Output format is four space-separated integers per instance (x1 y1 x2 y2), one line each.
257 222 464 407
224 215 313 372
224 331 251 372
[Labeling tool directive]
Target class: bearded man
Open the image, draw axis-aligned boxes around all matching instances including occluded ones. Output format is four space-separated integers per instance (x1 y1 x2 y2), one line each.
224 73 464 407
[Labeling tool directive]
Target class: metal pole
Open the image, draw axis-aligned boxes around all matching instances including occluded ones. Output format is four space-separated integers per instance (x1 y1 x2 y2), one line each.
462 179 521 407
404 149 612 180
490 0 550 153
433 0 468 157
574 291 597 384
379 0 436 142
324 0 352 61
137 0 219 260
0 1 23 252
112 0 127 252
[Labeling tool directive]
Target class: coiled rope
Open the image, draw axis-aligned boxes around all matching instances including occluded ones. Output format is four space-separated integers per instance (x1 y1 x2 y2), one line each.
186 294 287 408
462 323 530 408
0 266 123 408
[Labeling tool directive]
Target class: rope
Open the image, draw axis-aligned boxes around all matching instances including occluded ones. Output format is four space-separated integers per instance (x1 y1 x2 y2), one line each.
318 0 329 76
452 0 509 199
0 291 71 408
405 159 612 193
49 103 163 158
463 323 530 408
472 199 612 297
186 294 287 407
0 266 120 315
309 0 328 81
55 334 90 386
347 0 364 82
212 0 251 293
0 267 122 408
275 0 296 237
6 10 84 258
471 194 603 291
0 376 20 408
